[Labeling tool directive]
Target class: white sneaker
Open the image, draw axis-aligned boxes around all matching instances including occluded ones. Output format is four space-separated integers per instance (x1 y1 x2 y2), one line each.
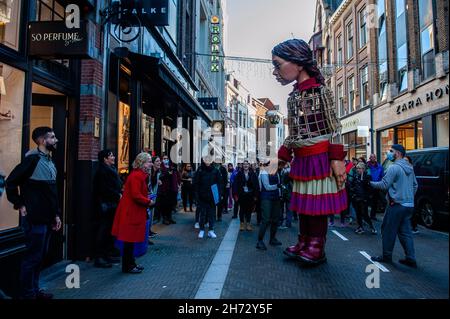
205 223 209 228
194 222 200 229
198 230 204 238
208 230 217 238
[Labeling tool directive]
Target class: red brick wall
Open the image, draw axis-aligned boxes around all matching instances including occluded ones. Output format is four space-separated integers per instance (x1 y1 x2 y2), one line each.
78 58 103 161
80 59 103 87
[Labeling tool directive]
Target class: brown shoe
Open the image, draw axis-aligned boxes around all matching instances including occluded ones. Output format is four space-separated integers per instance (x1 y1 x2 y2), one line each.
246 223 253 231
240 222 246 231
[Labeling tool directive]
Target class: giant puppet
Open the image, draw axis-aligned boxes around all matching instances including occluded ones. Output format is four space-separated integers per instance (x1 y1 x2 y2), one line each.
272 39 348 265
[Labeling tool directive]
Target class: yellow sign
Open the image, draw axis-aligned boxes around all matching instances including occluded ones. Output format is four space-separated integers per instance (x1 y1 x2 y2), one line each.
211 16 220 24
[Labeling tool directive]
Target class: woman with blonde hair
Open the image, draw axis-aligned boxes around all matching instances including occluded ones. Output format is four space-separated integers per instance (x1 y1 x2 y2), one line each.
256 159 283 250
112 152 155 273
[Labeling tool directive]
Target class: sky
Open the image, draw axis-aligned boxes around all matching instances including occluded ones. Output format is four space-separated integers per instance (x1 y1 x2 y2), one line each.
223 0 316 115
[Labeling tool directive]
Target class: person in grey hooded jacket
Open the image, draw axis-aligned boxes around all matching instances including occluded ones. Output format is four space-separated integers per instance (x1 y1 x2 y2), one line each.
370 144 418 268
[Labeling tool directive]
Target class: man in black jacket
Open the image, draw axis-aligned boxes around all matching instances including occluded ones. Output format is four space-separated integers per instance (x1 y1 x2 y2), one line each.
93 149 123 268
216 163 229 222
235 160 260 231
6 127 61 299
193 158 223 239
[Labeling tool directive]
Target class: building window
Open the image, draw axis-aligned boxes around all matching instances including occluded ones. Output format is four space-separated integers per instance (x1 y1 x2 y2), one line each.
418 0 435 80
36 0 65 21
346 22 354 60
336 34 343 67
347 76 355 113
0 0 21 51
377 0 388 101
343 131 366 160
360 65 369 107
436 112 449 147
396 0 408 92
337 83 345 117
0 63 25 231
359 7 367 48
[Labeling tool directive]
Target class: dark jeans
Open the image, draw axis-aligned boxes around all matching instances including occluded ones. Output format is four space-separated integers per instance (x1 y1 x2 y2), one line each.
181 184 193 211
122 242 136 272
217 187 229 218
381 204 416 261
353 199 374 229
239 194 254 223
258 199 281 241
199 201 216 231
95 209 115 259
20 216 51 299
255 199 262 224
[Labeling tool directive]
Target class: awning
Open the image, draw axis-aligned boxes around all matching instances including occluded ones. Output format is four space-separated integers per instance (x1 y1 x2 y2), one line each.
115 48 212 124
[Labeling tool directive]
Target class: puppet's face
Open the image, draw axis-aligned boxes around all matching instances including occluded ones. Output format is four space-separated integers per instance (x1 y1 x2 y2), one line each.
272 55 301 86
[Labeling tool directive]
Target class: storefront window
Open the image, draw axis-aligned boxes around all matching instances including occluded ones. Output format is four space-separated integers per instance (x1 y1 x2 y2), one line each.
380 128 394 160
0 0 21 51
0 63 25 230
118 101 130 174
416 120 424 149
436 112 449 147
397 122 415 150
141 113 155 154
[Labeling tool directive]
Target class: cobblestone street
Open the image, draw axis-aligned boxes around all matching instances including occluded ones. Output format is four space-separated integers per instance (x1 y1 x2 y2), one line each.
41 208 449 299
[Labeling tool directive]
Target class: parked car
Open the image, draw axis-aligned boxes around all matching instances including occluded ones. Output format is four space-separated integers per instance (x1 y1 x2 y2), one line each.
406 147 449 229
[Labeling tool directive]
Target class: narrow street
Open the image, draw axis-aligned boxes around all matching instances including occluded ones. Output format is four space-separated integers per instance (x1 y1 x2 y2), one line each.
40 208 449 299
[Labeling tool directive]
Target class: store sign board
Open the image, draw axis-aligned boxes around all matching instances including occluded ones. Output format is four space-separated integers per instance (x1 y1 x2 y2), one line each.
198 97 219 110
210 15 221 72
28 21 92 58
139 0 169 26
395 84 449 115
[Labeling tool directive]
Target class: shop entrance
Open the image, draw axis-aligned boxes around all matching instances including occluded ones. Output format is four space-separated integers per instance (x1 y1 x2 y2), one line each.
30 83 68 266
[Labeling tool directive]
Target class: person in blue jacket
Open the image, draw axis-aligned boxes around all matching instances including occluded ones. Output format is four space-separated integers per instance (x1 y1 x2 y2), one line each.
367 154 384 220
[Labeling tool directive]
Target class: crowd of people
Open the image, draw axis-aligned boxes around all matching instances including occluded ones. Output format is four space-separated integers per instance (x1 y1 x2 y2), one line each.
2 37 419 299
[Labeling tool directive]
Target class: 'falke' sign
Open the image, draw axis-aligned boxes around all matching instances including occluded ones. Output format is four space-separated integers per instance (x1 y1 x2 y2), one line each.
28 21 91 58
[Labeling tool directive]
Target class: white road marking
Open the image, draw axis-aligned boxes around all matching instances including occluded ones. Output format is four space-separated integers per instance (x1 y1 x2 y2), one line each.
331 230 349 241
359 251 390 272
194 219 240 299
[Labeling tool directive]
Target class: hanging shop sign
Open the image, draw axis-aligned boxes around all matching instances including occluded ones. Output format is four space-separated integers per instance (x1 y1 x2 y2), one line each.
210 15 221 72
395 84 449 115
28 21 93 58
198 97 219 110
138 0 169 26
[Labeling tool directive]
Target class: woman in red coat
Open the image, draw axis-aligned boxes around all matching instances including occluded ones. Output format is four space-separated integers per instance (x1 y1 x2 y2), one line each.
112 152 154 273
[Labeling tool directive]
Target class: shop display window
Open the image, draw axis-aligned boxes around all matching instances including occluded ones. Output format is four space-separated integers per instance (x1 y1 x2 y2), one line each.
118 101 130 175
0 63 25 230
0 0 21 51
436 112 449 147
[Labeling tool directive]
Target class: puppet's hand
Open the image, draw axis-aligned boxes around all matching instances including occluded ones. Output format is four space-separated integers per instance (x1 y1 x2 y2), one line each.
331 160 346 189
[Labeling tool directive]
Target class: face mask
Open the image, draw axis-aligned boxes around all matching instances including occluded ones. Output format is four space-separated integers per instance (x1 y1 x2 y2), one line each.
386 152 394 161
163 159 169 166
